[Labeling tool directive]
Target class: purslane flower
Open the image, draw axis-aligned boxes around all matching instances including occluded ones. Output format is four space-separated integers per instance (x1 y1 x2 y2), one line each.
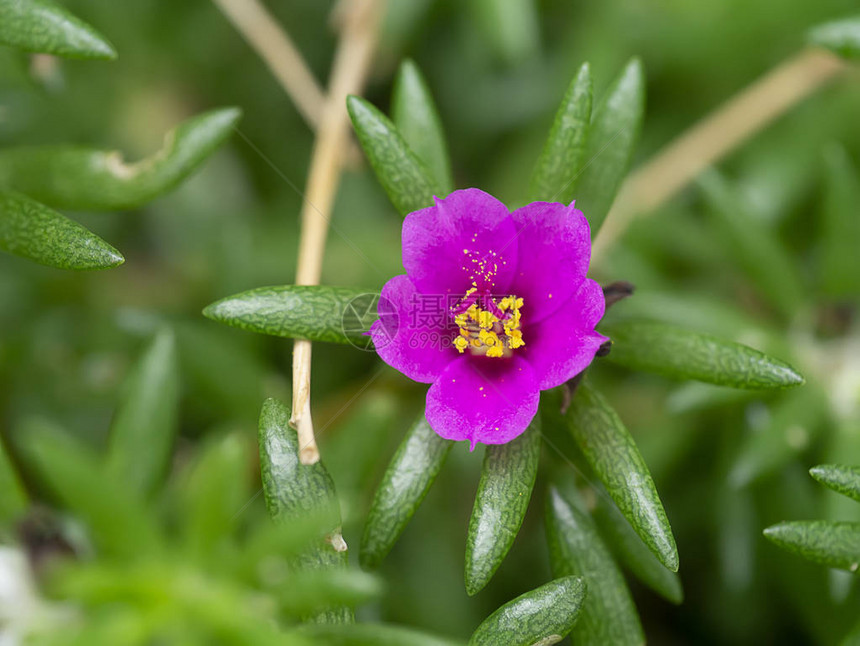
371 188 607 448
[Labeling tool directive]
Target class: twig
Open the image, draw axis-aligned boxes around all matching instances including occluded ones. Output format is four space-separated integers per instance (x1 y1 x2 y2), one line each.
291 0 384 464
592 49 848 262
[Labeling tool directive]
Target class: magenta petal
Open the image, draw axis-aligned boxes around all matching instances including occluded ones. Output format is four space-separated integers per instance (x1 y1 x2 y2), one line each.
371 275 457 383
522 278 607 390
508 201 591 322
425 356 539 448
402 188 518 296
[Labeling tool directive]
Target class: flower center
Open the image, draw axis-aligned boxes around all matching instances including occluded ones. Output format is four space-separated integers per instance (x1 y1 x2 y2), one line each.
451 288 525 358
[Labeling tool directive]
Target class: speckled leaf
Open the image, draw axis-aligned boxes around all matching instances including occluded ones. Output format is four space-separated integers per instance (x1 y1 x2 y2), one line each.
296 623 464 646
258 398 351 623
465 420 541 595
820 145 860 298
592 496 683 604
392 60 454 195
0 108 241 210
565 380 678 571
347 95 440 216
764 521 860 573
0 190 123 270
572 58 645 234
545 484 644 646
603 319 804 390
204 285 377 346
529 62 592 203
361 415 453 569
0 0 115 59
0 436 27 522
469 576 587 646
810 465 860 504
106 329 179 498
808 15 860 59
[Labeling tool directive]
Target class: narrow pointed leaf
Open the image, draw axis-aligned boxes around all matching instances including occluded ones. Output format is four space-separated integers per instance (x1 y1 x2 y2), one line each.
764 521 860 572
470 0 539 66
592 496 683 604
0 0 116 60
259 398 351 623
392 60 454 195
296 623 464 646
469 576 587 646
361 415 453 569
572 58 645 233
0 108 241 210
204 285 377 345
820 145 860 298
565 380 678 571
603 319 804 390
0 191 123 270
465 419 541 595
347 95 440 216
529 62 592 203
16 419 162 558
106 329 179 498
810 465 860 504
545 484 644 645
808 16 860 59
0 437 27 522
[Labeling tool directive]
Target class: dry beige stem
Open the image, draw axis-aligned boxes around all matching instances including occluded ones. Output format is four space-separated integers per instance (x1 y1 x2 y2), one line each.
592 49 848 262
291 0 384 464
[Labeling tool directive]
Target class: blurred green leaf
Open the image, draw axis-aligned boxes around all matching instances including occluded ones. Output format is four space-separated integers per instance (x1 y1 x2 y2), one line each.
361 415 453 569
0 0 115 60
545 483 644 645
468 576 586 646
347 95 440 216
0 190 123 270
764 521 860 572
603 319 805 390
0 108 241 211
572 58 645 233
277 569 383 617
808 15 860 59
469 0 539 66
810 464 860 504
529 62 592 203
0 436 27 523
699 171 806 319
820 144 860 298
592 495 684 604
565 380 678 571
106 329 179 498
204 285 376 345
16 419 162 559
465 420 540 596
392 60 454 195
296 623 464 646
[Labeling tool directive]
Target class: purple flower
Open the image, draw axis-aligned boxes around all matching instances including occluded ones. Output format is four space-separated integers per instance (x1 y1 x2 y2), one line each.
371 188 607 448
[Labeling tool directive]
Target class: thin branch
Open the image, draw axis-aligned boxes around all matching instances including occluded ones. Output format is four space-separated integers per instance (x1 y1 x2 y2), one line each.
291 0 384 464
592 49 848 262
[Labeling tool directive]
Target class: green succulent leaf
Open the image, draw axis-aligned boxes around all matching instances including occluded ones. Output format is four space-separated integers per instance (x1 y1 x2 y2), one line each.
764 521 860 573
392 60 454 195
592 496 683 604
0 436 27 523
16 419 163 559
468 576 587 646
565 380 678 571
810 464 860 504
465 419 541 596
347 94 441 216
603 319 805 390
361 415 453 569
0 190 123 270
808 15 860 59
0 108 241 211
204 285 378 345
277 569 383 618
545 483 645 646
529 62 593 203
106 329 179 498
296 623 464 646
820 144 860 298
572 57 645 233
469 0 539 66
0 0 116 60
